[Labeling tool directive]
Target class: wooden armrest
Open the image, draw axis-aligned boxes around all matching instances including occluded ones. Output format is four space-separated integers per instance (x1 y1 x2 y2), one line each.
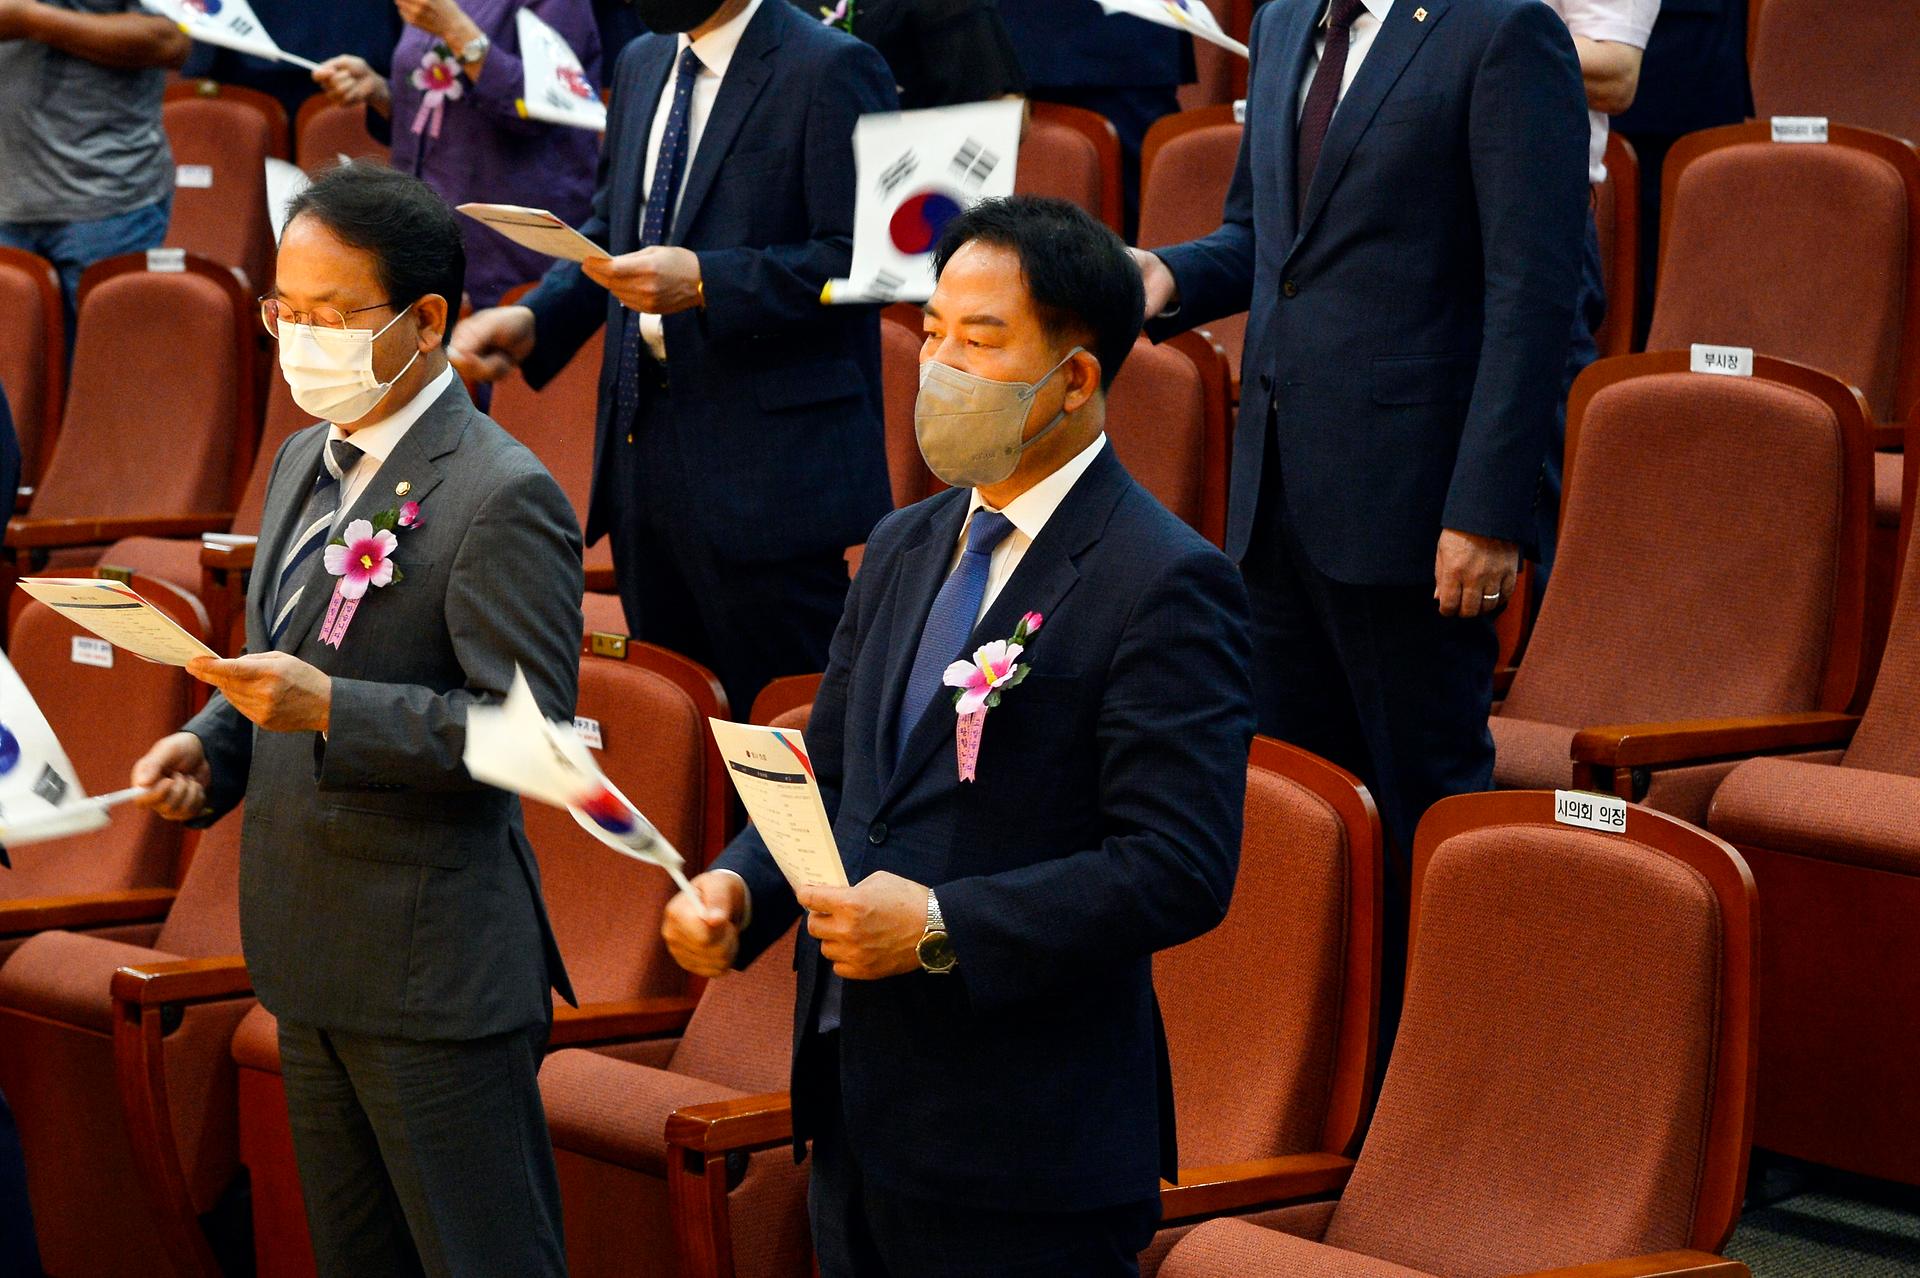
13 487 30 514
1508 1250 1748 1277
0 887 177 938
7 512 235 549
1873 422 1904 451
583 564 616 593
1492 665 1518 697
1158 1151 1355 1222
666 1090 794 1155
200 534 258 572
547 995 698 1046
109 955 252 1008
1570 711 1861 770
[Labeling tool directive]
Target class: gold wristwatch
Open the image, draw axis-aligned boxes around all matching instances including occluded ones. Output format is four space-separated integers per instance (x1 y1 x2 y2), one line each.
916 890 957 974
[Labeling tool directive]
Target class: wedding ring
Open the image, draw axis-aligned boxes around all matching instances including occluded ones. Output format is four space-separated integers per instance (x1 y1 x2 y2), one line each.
1481 591 1503 602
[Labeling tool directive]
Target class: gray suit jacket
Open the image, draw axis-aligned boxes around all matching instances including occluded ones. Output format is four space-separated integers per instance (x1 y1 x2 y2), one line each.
186 376 584 1041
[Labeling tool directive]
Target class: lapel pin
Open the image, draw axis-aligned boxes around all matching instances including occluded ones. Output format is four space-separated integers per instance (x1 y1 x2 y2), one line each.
395 481 412 497
1414 6 1427 18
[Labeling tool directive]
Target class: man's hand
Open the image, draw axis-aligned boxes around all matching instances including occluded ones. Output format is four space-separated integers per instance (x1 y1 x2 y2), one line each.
662 871 747 977
312 54 391 110
796 871 929 981
187 654 332 733
1434 528 1519 618
395 0 471 42
581 247 704 316
131 732 210 822
1130 247 1179 319
450 304 536 383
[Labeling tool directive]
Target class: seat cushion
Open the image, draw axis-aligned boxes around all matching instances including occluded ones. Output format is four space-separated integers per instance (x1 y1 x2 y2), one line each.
539 1046 747 1176
231 1001 280 1070
1489 716 1576 790
100 536 203 594
1710 756 1920 876
0 930 176 1033
1161 1218 1433 1278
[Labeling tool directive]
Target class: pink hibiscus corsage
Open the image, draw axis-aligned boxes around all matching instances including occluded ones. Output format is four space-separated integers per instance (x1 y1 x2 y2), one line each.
317 504 419 648
941 611 1043 782
409 44 465 138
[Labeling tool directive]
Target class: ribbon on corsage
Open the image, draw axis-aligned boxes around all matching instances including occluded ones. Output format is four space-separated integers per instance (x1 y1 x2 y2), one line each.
410 44 466 138
941 611 1042 782
318 501 420 649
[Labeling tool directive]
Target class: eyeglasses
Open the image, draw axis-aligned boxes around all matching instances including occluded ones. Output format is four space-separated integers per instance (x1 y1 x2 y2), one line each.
258 296 394 338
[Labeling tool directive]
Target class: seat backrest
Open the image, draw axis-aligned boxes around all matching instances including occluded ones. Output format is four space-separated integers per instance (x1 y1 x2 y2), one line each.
1844 483 1920 775
1106 333 1230 546
526 643 730 1004
880 313 937 508
161 95 279 292
1138 107 1242 251
1504 353 1870 728
0 576 207 899
0 247 63 482
1323 791 1756 1274
1015 103 1124 234
668 924 799 1094
163 79 290 158
489 314 604 534
1647 123 1920 423
154 807 244 958
1156 738 1379 1164
294 94 389 175
1750 0 1920 151
234 376 317 537
1593 132 1640 360
35 254 253 522
748 673 822 729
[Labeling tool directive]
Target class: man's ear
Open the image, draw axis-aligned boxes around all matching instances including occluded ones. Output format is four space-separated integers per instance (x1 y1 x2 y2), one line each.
414 293 451 349
1063 348 1102 415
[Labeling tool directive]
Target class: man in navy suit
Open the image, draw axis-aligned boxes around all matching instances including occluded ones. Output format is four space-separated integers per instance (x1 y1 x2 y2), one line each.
1135 0 1588 887
454 0 895 716
664 197 1254 1276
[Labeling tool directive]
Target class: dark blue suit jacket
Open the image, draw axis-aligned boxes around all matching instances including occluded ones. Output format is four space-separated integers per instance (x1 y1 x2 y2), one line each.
1150 0 1588 584
520 0 896 563
715 445 1255 1211
997 0 1191 89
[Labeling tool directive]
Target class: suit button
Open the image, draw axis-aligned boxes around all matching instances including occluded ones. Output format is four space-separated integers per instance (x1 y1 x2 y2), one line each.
1260 373 1274 393
868 822 888 845
1282 279 1299 298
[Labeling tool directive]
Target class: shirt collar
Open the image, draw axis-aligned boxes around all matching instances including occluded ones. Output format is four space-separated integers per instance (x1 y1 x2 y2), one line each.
963 432 1108 547
1319 0 1394 27
329 364 453 463
679 0 763 78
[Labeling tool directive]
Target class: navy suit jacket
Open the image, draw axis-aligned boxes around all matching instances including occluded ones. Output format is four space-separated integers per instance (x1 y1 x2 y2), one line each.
520 0 896 563
1150 0 1588 584
715 445 1256 1211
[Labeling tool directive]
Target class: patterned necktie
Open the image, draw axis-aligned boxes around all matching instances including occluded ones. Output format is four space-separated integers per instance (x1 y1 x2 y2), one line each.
1296 0 1370 215
893 510 1017 765
269 439 362 646
613 45 705 430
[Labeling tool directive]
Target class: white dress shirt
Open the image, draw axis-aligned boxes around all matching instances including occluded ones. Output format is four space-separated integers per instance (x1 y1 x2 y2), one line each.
952 433 1108 626
327 364 452 528
1298 0 1396 119
1539 0 1660 183
636 0 763 363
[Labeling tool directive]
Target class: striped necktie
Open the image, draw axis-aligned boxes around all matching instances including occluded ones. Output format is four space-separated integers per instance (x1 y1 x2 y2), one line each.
268 439 362 646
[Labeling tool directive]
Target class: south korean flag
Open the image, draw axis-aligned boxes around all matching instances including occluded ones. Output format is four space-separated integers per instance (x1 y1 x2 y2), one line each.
0 649 108 867
824 99 1025 305
141 0 317 68
515 8 606 133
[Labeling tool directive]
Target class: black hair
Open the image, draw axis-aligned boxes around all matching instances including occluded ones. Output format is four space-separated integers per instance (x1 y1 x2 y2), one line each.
931 195 1145 390
283 164 465 347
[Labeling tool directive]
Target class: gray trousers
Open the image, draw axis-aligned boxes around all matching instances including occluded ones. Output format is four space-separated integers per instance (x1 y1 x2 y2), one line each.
277 1019 566 1278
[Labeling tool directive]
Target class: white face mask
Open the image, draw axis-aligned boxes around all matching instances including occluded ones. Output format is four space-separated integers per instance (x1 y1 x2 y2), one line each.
277 307 421 424
914 346 1085 489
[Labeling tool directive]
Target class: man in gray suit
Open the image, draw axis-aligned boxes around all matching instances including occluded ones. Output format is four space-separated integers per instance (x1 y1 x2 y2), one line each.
132 165 583 1278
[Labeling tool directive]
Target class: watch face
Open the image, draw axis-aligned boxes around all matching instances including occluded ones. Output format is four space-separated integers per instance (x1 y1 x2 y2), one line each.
917 931 957 972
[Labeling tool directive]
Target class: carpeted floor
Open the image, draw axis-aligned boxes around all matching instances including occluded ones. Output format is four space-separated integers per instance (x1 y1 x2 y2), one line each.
1727 1177 1920 1276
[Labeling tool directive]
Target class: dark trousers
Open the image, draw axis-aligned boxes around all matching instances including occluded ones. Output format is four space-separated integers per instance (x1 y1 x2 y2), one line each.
608 386 850 718
807 1034 1159 1278
0 1089 40 1278
277 1019 565 1278
1533 207 1606 589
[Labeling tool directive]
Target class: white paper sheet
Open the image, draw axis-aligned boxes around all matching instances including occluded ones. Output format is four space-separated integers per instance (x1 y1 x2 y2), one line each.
0 649 109 858
456 203 610 263
708 719 848 891
1094 0 1249 57
516 8 607 132
464 668 694 893
140 0 319 68
265 157 310 243
17 579 217 667
824 99 1024 304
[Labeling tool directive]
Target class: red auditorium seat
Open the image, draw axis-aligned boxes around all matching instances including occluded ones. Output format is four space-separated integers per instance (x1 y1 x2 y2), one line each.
1749 0 1920 150
0 571 208 916
879 307 938 508
162 81 289 292
5 253 256 573
1492 353 1871 825
1107 331 1232 548
293 93 389 176
1139 106 1246 395
1016 102 1125 234
1593 131 1639 359
1158 790 1757 1278
747 673 822 728
0 247 63 487
1176 0 1252 110
0 815 249 1276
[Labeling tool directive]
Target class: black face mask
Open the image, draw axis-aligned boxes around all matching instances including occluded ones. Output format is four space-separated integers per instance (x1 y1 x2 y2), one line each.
635 0 725 33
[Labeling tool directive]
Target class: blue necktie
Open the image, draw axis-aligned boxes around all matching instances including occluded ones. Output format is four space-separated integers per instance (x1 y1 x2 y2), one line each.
268 439 361 647
613 44 703 429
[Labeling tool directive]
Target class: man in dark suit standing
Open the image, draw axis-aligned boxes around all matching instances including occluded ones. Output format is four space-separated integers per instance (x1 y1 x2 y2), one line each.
454 0 896 717
1135 0 1588 881
132 165 583 1277
664 197 1254 1276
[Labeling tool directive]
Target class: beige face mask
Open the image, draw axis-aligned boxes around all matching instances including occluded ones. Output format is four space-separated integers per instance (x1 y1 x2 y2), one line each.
913 346 1085 488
